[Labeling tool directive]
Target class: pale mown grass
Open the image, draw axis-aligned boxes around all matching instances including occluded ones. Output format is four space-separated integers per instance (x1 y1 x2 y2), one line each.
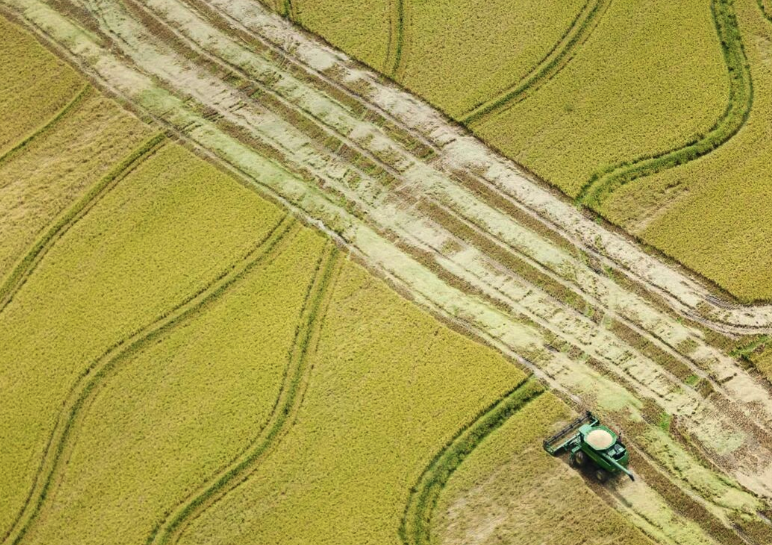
397 0 586 119
603 0 772 302
0 144 285 536
0 90 152 280
433 393 652 545
0 16 83 155
22 228 327 545
179 260 525 545
294 0 392 72
474 0 729 197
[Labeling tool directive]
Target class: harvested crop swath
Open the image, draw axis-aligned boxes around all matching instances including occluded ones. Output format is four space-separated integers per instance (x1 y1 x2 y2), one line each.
0 89 152 281
474 0 729 197
0 143 285 537
178 262 526 545
396 0 587 119
601 0 772 302
431 394 652 545
20 228 329 545
293 0 391 73
0 16 83 155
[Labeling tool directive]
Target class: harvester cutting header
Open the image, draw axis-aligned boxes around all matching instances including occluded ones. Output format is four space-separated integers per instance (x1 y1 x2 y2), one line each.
544 412 634 482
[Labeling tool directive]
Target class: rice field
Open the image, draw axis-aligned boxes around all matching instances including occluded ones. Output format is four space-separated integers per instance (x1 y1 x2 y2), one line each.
0 16 83 156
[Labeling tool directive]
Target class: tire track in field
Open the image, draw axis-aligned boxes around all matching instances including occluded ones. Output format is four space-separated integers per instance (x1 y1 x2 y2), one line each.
0 131 166 315
757 0 772 23
0 83 90 167
3 215 297 545
384 0 404 79
460 0 610 125
147 242 341 545
131 0 772 443
578 0 753 208
399 377 546 545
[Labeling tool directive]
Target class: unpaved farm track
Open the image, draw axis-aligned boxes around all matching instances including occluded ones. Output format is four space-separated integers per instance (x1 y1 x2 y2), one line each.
3 0 772 543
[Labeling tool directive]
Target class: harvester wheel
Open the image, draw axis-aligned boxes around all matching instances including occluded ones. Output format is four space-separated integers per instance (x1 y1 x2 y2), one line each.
574 451 587 467
595 468 609 483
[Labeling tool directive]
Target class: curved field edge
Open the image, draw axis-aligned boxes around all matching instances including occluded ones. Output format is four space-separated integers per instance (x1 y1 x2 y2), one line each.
3 215 296 545
759 0 772 22
578 0 752 207
148 243 341 545
0 131 166 314
0 83 90 167
460 0 608 125
399 377 544 545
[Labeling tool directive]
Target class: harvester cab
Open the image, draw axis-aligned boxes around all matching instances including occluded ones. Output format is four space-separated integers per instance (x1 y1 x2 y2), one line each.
543 411 634 482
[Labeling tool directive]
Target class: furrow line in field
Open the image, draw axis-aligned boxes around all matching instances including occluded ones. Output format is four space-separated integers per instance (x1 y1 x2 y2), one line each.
2 214 298 545
148 243 341 545
577 0 753 208
0 83 90 166
140 0 771 431
10 1 770 533
201 0 772 330
460 0 610 125
0 131 166 316
399 377 546 545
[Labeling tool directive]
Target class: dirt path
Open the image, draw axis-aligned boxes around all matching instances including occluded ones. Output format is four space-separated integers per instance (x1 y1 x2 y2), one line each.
3 0 772 543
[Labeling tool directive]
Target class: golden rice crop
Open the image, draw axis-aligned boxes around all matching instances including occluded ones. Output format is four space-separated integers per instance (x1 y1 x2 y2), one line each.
0 90 152 280
474 0 730 197
0 143 285 535
293 0 392 72
433 393 651 545
179 260 526 545
0 15 83 156
602 0 772 303
397 0 586 119
21 228 329 545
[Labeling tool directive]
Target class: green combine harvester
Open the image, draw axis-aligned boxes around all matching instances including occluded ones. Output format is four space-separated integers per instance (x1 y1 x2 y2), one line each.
543 411 635 482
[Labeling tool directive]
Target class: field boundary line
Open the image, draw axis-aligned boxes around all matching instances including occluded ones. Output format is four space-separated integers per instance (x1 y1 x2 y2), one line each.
147 241 342 545
0 83 91 166
0 131 167 316
399 377 545 545
2 214 298 545
460 0 609 125
578 0 753 207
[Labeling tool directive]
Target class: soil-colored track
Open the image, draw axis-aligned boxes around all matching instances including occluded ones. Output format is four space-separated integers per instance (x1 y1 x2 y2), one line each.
2 215 297 545
147 243 341 545
4 0 772 541
460 0 610 125
0 131 165 314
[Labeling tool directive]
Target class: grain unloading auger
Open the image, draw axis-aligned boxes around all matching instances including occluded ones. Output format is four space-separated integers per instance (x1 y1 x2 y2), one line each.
543 411 635 482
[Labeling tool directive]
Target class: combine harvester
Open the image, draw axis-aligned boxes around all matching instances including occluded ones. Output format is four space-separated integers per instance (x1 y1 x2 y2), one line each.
544 412 635 482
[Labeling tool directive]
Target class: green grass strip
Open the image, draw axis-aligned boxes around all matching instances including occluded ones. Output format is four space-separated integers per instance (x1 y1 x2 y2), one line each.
399 376 545 545
147 243 341 545
5 215 297 545
460 0 608 125
578 0 752 208
0 131 167 315
0 84 91 168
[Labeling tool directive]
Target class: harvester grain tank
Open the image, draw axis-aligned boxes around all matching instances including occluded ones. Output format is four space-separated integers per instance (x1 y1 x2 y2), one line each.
543 411 634 482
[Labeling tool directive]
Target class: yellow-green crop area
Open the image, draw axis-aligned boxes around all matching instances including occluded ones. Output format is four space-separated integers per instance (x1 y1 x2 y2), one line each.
276 0 772 301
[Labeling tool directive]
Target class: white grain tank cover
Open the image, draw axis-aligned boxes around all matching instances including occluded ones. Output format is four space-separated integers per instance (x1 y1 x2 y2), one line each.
585 429 614 450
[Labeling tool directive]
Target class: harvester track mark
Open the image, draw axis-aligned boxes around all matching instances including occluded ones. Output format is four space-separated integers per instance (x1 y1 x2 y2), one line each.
399 377 545 545
148 243 341 545
0 131 166 316
460 0 610 125
0 83 91 167
578 0 752 208
2 215 298 545
758 0 772 24
384 0 408 80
